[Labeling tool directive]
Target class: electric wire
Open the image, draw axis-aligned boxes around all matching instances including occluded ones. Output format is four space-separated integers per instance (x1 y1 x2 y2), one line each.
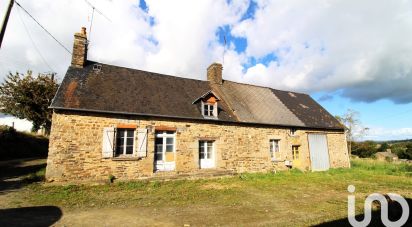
16 6 55 73
14 0 72 55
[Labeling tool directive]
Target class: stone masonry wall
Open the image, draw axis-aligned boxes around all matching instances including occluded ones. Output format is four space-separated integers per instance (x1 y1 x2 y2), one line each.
46 111 349 182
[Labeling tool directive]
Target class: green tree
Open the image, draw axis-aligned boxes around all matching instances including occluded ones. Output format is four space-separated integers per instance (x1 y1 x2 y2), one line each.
351 141 378 158
397 143 412 160
378 142 390 152
0 71 58 134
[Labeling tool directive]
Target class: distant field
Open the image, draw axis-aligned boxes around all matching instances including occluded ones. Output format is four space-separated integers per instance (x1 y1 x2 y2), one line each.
1 159 411 226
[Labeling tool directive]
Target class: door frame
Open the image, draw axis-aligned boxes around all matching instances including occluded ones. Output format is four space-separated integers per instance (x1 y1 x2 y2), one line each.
154 131 176 171
199 140 215 169
307 133 330 171
292 145 301 167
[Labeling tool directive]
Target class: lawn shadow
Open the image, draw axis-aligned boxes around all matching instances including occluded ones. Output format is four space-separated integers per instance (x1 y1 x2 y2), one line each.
314 198 412 227
0 159 46 194
0 206 62 227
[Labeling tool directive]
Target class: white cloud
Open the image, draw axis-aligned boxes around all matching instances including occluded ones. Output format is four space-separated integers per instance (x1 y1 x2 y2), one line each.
364 127 412 141
231 0 412 103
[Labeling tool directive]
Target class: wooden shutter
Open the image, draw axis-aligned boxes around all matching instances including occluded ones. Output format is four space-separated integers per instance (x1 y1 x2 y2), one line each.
136 128 148 157
102 127 115 158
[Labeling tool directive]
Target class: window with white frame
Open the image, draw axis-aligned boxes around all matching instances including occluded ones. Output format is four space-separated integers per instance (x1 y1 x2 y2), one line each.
269 139 281 161
115 129 134 156
199 140 215 168
203 103 215 117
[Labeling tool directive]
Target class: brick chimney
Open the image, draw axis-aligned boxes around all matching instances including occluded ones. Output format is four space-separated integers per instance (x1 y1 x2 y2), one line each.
71 27 88 68
207 63 223 85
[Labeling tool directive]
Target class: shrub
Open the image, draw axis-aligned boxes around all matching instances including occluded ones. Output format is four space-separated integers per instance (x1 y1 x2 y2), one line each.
351 141 378 158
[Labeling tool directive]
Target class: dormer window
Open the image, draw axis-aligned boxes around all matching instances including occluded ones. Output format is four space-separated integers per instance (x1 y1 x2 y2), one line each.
202 101 217 118
204 103 214 116
192 90 221 119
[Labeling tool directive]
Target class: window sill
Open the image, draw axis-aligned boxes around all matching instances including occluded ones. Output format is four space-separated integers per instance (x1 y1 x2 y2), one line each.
111 157 142 161
202 116 218 120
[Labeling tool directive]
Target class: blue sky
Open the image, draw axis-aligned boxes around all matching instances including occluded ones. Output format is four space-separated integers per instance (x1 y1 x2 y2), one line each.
0 0 411 140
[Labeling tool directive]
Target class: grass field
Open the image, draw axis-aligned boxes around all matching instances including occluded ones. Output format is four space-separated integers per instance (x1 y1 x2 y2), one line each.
1 159 411 226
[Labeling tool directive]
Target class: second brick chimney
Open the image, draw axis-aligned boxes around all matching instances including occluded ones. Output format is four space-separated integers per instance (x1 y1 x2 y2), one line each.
207 63 223 85
71 27 88 68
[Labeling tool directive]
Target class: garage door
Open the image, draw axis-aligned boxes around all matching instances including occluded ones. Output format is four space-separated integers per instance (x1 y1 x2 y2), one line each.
308 134 330 171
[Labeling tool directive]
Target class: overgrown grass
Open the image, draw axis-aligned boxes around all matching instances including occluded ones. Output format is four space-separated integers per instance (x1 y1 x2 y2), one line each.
351 159 412 176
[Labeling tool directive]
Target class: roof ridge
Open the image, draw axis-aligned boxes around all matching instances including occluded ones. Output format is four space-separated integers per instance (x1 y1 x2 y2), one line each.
87 60 207 84
223 80 309 96
88 60 309 95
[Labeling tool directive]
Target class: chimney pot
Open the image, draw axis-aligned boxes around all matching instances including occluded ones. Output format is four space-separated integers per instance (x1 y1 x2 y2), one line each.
71 27 88 68
207 63 223 85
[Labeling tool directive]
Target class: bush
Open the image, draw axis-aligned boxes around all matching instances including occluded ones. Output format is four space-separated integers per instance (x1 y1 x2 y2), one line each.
0 125 49 160
351 141 378 158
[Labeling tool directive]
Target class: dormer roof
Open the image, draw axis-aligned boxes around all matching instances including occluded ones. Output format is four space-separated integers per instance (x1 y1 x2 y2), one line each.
192 90 221 104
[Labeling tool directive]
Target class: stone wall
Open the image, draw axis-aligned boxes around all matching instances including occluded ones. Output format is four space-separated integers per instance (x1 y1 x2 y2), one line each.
46 110 349 182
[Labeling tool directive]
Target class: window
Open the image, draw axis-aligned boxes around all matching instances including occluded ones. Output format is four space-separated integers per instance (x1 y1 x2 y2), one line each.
269 139 280 161
290 128 297 136
292 145 300 160
199 141 215 168
115 129 134 156
203 103 214 117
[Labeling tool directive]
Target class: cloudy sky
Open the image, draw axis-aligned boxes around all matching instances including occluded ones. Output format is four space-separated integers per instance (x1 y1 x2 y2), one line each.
0 0 411 140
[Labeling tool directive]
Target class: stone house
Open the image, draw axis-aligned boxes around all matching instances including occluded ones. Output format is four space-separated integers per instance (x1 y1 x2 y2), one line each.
375 150 398 161
45 28 350 182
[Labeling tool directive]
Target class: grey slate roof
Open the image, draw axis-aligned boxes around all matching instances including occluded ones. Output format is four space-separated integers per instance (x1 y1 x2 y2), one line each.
50 61 344 130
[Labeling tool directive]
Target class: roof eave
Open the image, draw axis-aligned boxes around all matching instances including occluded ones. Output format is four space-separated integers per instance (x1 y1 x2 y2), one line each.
49 106 345 131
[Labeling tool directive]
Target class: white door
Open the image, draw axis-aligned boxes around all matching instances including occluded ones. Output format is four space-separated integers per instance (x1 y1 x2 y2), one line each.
155 131 176 171
308 134 330 171
199 141 215 169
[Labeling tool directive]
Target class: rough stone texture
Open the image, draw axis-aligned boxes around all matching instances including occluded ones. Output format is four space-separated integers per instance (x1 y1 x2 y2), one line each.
207 63 223 85
46 111 350 182
71 28 87 68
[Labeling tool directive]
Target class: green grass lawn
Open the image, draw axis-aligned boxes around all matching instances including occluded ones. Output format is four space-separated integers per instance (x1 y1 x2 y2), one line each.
5 159 412 226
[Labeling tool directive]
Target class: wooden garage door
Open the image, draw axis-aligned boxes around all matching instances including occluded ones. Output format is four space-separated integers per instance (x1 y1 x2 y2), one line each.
308 134 330 171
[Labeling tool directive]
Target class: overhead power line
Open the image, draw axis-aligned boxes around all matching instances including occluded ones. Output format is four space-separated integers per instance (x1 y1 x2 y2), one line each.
14 0 72 55
16 7 55 73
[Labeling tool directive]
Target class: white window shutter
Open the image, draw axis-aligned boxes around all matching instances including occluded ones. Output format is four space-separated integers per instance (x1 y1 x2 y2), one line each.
102 127 115 158
136 128 148 157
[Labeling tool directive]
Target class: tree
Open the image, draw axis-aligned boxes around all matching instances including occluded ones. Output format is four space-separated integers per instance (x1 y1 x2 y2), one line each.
377 142 389 152
336 109 368 156
397 143 412 160
0 71 58 135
